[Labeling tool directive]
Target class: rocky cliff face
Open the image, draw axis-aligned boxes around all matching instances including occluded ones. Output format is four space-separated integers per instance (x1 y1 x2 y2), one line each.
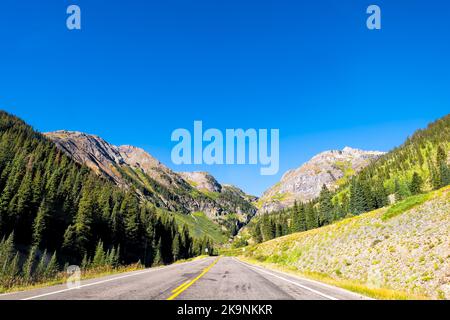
178 172 258 224
258 147 384 213
45 131 256 223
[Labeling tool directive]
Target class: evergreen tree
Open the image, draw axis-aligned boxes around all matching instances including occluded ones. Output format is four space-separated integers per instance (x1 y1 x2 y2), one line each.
106 246 120 268
92 240 106 267
0 233 14 276
290 201 300 232
305 203 318 230
45 252 58 278
15 170 34 243
172 234 181 261
114 245 121 267
35 250 48 280
439 163 450 187
373 180 388 208
23 245 37 283
251 222 263 243
428 159 441 189
275 223 282 237
410 172 423 195
318 185 333 226
436 146 446 165
5 252 20 283
122 193 142 261
81 253 89 270
261 215 274 241
436 146 450 188
394 179 410 201
74 188 93 256
61 224 78 262
180 225 191 259
297 203 307 232
153 238 163 266
110 201 124 246
361 181 376 212
32 198 50 247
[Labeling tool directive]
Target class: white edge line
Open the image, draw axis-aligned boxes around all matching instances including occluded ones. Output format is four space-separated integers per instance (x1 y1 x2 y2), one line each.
233 258 339 300
2 257 211 301
21 268 159 300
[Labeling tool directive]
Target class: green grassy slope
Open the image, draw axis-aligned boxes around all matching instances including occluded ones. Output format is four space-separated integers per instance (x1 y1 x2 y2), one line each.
170 211 228 244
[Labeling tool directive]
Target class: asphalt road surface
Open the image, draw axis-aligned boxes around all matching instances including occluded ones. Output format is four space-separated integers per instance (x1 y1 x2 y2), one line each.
0 257 369 300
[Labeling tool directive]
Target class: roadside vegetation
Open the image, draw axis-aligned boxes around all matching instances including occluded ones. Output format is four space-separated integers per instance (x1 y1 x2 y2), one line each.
171 211 228 243
382 192 431 220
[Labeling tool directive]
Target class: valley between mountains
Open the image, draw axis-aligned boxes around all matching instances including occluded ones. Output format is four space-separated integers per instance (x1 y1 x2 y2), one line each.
0 111 449 299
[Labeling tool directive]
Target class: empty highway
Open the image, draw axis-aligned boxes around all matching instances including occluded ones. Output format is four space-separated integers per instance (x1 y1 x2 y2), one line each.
0 257 369 300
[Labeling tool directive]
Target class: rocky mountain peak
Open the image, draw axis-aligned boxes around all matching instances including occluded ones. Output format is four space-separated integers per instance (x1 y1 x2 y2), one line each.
258 146 385 213
118 145 164 171
342 146 356 153
178 171 222 193
45 130 126 183
45 130 180 188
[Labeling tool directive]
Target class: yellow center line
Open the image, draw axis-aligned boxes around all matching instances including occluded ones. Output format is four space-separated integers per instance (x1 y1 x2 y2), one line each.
167 257 220 301
171 280 191 294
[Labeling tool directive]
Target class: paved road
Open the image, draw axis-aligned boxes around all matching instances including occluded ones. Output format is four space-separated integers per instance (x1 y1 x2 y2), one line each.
0 257 369 300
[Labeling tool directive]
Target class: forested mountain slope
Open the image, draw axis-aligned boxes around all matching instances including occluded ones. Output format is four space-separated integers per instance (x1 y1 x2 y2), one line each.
0 111 213 290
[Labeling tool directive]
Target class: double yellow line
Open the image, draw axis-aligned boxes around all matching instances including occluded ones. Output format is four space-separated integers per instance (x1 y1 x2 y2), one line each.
167 257 220 300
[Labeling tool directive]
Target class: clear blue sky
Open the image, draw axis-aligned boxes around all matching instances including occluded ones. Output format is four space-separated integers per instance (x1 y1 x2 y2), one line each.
0 0 449 196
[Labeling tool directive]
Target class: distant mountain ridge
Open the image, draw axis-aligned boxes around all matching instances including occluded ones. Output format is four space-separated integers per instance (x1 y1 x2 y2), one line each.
257 147 385 213
46 131 385 219
45 130 257 226
45 131 188 190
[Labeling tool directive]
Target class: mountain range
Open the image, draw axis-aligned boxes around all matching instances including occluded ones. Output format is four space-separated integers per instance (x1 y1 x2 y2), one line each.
5 111 447 245
44 130 388 229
